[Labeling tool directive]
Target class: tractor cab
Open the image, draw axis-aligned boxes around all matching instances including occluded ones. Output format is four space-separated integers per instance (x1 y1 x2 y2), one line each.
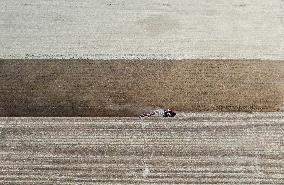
163 109 176 117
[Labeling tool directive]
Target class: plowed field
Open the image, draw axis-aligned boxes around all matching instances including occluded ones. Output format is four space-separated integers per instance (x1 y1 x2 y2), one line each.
1 59 283 116
1 113 283 184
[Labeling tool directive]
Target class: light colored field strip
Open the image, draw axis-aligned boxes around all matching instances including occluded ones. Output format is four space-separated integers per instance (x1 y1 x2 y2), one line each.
1 0 284 59
0 115 283 184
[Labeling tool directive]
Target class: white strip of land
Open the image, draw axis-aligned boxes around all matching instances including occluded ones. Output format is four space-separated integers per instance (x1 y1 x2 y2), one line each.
0 0 283 59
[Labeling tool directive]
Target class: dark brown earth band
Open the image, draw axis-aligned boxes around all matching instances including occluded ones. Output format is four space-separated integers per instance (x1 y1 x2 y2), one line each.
0 59 283 116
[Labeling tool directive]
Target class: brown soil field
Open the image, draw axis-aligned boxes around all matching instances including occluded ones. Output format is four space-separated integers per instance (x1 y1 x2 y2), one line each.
0 115 283 184
0 59 283 116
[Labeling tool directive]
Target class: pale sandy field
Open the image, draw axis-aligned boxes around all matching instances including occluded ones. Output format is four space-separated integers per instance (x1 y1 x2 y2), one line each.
0 0 283 60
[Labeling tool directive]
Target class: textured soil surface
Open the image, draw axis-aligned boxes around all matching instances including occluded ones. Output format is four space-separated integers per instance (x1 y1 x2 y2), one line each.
0 59 283 116
0 114 283 184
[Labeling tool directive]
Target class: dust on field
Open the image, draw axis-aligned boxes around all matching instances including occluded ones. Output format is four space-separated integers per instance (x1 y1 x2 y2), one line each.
0 59 283 116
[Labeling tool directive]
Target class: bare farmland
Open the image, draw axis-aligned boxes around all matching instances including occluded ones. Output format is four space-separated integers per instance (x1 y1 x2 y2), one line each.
1 59 283 117
0 0 283 60
0 114 283 184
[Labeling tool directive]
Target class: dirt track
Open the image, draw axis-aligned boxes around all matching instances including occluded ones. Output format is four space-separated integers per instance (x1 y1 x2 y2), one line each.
0 113 283 184
1 59 283 117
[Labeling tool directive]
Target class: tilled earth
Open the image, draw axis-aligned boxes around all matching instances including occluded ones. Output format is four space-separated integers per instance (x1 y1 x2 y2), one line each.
0 113 283 184
1 59 283 116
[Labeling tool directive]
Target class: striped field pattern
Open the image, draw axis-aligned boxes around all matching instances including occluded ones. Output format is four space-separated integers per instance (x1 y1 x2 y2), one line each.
1 113 283 184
